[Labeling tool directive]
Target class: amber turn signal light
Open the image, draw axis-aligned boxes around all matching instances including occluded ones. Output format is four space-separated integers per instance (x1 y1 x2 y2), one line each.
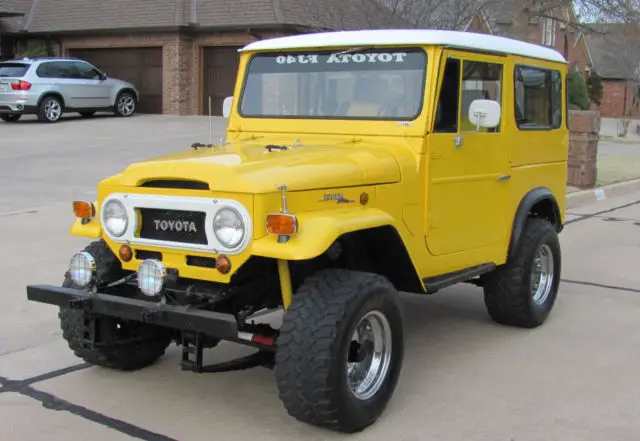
266 214 298 236
216 255 231 274
73 200 95 219
118 245 133 262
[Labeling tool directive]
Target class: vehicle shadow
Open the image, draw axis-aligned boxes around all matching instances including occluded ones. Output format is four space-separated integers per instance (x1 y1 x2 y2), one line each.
4 113 136 124
44 285 536 439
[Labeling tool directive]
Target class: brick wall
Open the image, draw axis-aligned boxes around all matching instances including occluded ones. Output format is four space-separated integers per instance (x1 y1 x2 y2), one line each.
592 79 640 118
567 110 600 188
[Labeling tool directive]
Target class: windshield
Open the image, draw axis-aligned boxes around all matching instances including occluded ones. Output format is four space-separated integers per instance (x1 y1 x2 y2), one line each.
238 47 427 120
0 63 30 78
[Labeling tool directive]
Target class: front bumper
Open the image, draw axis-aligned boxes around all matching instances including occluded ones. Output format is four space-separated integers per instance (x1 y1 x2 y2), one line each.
26 284 239 339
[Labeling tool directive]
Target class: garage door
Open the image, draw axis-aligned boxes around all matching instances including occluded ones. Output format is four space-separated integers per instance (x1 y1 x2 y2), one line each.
202 46 241 116
69 47 163 114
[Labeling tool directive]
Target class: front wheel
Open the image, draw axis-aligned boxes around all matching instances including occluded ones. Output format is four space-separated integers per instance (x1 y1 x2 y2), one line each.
114 92 137 117
58 240 172 370
483 218 561 328
275 269 405 433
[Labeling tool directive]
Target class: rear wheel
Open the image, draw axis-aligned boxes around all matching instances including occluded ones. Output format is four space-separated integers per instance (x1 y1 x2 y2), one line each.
1 114 21 122
58 240 172 370
483 218 561 328
37 95 63 123
275 269 404 433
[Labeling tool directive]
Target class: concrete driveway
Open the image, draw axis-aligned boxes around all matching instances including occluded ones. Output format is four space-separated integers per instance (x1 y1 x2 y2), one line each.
1 115 640 441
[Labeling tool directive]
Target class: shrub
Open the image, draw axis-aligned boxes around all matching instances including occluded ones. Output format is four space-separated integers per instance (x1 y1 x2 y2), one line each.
567 70 590 110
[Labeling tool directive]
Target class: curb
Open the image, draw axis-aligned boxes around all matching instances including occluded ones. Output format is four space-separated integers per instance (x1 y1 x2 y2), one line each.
566 177 640 209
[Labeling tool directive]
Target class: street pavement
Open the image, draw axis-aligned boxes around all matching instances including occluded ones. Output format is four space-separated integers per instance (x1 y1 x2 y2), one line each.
1 114 640 441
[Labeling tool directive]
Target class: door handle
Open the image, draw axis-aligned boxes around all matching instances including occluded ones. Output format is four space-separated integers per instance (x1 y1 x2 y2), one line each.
497 175 511 182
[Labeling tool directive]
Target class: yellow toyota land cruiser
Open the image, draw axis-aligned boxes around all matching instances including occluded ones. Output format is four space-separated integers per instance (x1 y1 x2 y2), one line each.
27 29 568 433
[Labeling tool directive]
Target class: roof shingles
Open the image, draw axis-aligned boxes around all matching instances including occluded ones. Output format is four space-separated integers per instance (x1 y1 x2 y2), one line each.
0 0 31 31
3 0 402 34
585 23 640 80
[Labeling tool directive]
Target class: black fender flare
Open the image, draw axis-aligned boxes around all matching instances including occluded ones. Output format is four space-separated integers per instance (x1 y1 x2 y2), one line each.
37 92 66 109
508 187 562 259
115 87 138 106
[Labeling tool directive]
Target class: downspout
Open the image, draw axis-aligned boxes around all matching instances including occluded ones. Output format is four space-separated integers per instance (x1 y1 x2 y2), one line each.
624 80 628 117
190 0 197 25
23 0 39 31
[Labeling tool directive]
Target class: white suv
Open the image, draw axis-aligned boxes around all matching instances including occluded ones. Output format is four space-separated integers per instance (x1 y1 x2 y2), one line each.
0 57 139 123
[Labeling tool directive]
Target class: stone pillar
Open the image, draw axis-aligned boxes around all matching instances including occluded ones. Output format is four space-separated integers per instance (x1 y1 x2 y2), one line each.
568 110 600 189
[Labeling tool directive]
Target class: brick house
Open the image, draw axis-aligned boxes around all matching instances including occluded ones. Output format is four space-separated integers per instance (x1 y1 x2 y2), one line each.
0 0 28 60
0 0 402 115
479 4 593 78
585 23 640 118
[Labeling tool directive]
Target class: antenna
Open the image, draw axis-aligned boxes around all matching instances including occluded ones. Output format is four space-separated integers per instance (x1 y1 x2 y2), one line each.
208 96 213 145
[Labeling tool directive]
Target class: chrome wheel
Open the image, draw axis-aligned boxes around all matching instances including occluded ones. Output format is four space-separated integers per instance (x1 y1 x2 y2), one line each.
117 94 136 116
44 99 62 121
531 244 554 305
346 310 393 401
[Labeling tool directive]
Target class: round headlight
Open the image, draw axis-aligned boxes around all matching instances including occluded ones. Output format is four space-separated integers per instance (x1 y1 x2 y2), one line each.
102 199 128 237
213 207 245 248
137 260 166 297
69 252 96 288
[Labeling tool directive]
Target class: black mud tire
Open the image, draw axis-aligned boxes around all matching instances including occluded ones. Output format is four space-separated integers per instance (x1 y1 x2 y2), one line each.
274 269 404 433
58 240 172 371
1 114 21 122
483 218 561 328
37 95 63 123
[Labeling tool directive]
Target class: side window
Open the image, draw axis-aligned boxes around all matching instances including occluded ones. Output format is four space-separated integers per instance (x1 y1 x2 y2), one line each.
434 58 460 133
74 61 101 80
460 60 503 132
514 65 563 129
36 62 57 78
51 61 77 79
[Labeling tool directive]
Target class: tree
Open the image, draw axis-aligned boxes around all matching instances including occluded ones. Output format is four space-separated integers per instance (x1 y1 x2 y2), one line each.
371 0 640 35
586 70 604 106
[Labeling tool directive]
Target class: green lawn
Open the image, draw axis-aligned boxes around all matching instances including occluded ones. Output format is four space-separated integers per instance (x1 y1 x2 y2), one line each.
596 155 640 187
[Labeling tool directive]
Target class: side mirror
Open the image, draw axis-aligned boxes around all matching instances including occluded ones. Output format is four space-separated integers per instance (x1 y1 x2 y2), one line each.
468 99 501 129
222 96 233 118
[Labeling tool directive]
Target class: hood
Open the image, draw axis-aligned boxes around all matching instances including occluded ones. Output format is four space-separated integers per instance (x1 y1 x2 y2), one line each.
103 139 402 193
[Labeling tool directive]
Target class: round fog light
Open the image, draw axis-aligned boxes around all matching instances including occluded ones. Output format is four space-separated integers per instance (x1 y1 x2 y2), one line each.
137 260 166 297
69 252 96 287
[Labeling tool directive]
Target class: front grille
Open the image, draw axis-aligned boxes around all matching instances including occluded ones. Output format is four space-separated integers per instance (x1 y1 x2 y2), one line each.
138 208 208 245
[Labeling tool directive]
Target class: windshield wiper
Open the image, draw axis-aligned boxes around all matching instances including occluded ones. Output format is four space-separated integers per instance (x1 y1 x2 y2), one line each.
334 47 367 55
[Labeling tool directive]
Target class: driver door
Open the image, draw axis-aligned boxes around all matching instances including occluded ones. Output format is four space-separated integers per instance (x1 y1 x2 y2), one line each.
425 50 511 256
71 61 111 108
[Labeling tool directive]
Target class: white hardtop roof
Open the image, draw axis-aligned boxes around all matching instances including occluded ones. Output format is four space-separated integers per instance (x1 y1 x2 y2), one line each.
240 29 567 63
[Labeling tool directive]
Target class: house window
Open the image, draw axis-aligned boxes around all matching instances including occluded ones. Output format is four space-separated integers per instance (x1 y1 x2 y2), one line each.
542 17 556 47
514 65 563 130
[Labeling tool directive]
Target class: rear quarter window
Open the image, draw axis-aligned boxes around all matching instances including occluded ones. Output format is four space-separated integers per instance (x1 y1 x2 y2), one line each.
0 63 30 78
